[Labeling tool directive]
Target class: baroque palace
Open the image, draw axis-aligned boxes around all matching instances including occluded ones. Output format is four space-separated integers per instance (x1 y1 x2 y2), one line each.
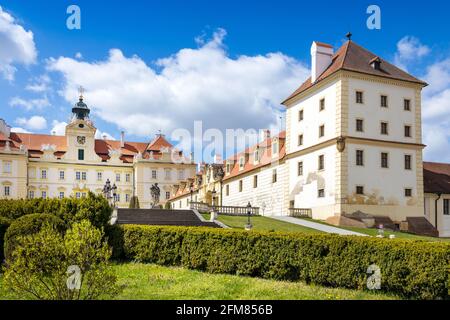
169 39 450 237
0 95 196 208
1 38 449 236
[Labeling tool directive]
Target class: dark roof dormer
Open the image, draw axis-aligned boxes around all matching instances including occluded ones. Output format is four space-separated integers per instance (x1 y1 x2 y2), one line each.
369 56 382 70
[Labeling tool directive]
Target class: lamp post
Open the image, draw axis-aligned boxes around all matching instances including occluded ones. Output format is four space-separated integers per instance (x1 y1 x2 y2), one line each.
103 179 112 205
210 188 217 222
245 202 253 230
112 183 117 207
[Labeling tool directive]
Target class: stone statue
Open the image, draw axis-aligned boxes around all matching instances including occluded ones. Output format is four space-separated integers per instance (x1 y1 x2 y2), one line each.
150 183 161 208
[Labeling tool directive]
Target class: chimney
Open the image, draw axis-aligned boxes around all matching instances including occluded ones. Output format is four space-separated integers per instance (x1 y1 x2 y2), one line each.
311 41 334 83
102 134 107 140
120 131 125 148
213 154 223 164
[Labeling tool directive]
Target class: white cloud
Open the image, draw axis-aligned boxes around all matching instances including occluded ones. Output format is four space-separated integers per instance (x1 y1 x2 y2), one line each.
9 95 50 110
75 52 83 59
95 130 115 140
10 127 31 133
0 6 37 80
47 29 309 139
394 36 430 71
422 59 450 163
50 120 67 136
15 115 47 130
26 74 51 92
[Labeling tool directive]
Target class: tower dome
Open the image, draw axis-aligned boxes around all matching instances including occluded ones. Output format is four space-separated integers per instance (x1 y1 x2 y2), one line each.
71 87 90 120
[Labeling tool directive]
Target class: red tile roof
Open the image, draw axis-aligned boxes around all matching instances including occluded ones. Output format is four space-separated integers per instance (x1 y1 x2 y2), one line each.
282 40 427 105
3 132 174 163
423 162 450 194
223 131 286 181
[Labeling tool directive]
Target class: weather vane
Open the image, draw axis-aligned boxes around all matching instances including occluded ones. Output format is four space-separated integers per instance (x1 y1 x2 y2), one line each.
78 85 85 100
346 32 352 41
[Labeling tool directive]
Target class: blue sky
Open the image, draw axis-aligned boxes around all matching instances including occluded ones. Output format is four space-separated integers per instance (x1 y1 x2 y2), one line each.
1 0 450 162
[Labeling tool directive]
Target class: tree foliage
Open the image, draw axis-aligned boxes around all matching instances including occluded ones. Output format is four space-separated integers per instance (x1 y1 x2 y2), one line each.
3 220 120 300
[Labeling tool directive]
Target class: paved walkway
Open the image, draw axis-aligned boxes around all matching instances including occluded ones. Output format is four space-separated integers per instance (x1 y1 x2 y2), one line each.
272 216 368 236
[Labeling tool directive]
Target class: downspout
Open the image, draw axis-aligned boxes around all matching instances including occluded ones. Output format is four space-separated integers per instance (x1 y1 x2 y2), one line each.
435 193 442 230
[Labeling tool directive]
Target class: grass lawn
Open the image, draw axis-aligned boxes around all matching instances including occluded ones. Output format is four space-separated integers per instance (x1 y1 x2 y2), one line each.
0 263 399 300
201 213 322 234
299 217 450 242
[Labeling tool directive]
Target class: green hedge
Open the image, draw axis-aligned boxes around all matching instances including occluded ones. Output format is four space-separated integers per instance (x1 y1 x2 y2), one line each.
0 192 112 229
0 216 12 263
113 225 450 299
4 214 66 262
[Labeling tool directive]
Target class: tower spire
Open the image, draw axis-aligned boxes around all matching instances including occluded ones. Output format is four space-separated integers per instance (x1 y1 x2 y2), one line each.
78 85 85 101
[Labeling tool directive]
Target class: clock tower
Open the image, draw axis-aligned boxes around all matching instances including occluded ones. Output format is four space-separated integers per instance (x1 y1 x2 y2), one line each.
63 89 102 163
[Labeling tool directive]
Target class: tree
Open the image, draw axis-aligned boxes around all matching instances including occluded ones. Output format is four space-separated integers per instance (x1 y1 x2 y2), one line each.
2 220 120 300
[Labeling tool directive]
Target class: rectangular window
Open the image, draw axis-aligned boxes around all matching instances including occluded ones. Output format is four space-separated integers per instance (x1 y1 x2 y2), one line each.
405 188 412 197
356 91 363 104
165 192 170 200
318 189 325 198
404 99 411 111
3 161 11 173
76 192 81 199
226 184 229 196
126 194 131 202
356 150 364 166
41 191 47 199
59 192 64 199
78 149 84 161
126 173 131 182
115 194 120 202
150 170 156 179
298 109 304 121
41 169 47 179
298 134 303 146
381 122 388 135
29 190 34 199
97 172 102 181
319 125 325 138
356 186 364 195
405 155 412 170
444 199 450 215
356 119 364 132
165 169 171 180
272 169 277 183
381 95 388 107
318 155 324 170
59 170 65 180
381 152 389 168
298 161 303 176
81 172 87 181
253 175 258 188
272 140 279 155
404 125 412 138
239 180 243 192
76 172 81 181
226 163 231 174
4 186 10 197
319 98 325 111
239 157 245 169
116 173 121 182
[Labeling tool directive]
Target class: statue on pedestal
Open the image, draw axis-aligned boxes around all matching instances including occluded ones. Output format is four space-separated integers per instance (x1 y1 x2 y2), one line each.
150 183 161 208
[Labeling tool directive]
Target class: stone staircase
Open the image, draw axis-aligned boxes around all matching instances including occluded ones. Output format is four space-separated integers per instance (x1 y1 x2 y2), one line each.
116 208 221 228
407 217 439 237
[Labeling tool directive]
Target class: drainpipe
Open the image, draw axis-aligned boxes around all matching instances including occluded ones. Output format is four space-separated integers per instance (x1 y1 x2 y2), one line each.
435 193 442 230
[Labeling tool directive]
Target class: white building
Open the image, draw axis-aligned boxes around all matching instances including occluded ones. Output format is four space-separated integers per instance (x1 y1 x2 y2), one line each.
171 38 439 235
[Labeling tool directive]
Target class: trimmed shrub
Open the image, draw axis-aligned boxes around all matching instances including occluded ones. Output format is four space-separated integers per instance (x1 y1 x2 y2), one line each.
104 224 125 260
4 213 66 262
0 216 12 263
112 225 450 299
0 192 112 229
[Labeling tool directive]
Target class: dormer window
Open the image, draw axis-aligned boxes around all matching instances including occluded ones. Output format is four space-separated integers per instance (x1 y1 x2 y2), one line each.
226 162 231 174
272 138 279 156
253 148 259 164
239 157 245 170
370 56 382 70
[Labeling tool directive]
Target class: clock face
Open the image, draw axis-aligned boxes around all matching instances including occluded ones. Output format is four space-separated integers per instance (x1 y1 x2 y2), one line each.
77 136 86 145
